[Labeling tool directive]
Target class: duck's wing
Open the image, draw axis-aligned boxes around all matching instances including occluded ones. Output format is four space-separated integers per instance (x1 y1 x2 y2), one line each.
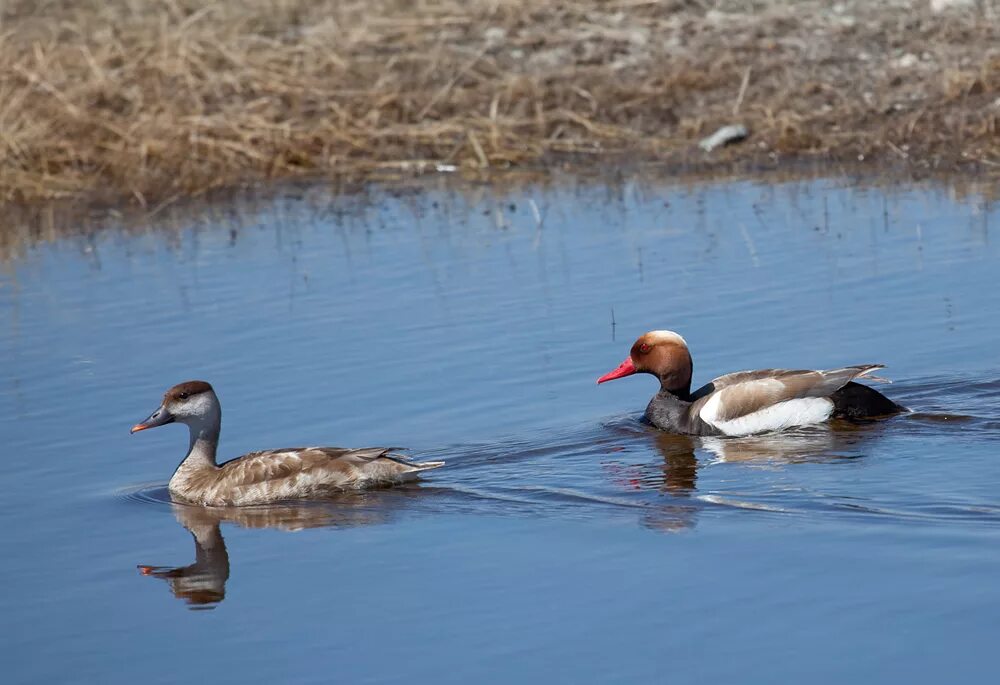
693 365 887 435
220 447 443 488
302 447 445 480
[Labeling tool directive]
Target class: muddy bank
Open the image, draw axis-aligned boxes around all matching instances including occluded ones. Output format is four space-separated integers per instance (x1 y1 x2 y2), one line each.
1 0 998 207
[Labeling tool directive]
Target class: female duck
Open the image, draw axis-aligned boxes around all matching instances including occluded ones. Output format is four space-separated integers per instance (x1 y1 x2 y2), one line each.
597 330 904 436
130 380 443 506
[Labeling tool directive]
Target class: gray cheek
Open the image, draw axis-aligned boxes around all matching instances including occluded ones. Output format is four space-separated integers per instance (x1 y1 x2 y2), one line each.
180 395 213 416
171 402 197 418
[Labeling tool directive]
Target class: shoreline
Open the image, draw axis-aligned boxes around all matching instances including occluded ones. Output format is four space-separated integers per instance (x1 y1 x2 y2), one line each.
2 0 998 210
3 160 994 264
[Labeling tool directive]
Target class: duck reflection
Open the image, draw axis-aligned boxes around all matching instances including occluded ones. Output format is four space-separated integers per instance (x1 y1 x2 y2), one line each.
648 422 870 491
700 421 871 463
614 420 882 532
653 433 699 494
138 506 231 608
138 489 419 609
636 433 699 532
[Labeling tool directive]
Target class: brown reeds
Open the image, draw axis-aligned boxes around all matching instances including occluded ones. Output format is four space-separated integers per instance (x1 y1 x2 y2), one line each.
1 0 998 208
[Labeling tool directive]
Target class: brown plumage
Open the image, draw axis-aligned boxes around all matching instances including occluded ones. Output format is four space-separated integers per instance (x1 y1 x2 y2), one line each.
598 330 904 436
130 380 444 506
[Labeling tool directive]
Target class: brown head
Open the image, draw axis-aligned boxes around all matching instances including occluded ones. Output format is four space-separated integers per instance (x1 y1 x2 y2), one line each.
131 380 218 434
597 330 693 395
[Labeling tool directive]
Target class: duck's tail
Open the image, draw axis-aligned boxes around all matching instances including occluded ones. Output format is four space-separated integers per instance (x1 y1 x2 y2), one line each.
380 452 445 480
406 460 446 472
391 459 444 483
851 363 892 384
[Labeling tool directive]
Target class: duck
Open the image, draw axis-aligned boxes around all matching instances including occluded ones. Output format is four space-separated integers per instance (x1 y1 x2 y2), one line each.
130 380 444 506
597 330 904 436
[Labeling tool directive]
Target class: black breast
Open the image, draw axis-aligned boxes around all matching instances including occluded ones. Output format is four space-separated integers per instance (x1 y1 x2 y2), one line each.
646 392 720 436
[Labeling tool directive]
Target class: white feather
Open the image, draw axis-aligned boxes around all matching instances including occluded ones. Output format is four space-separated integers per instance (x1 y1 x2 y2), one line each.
702 397 834 436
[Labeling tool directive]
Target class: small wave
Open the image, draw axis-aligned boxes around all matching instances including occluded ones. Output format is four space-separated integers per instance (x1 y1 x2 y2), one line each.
516 485 651 509
116 482 173 506
697 494 792 514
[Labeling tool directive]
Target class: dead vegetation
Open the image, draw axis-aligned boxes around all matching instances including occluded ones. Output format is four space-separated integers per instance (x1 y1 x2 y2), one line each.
1 0 999 208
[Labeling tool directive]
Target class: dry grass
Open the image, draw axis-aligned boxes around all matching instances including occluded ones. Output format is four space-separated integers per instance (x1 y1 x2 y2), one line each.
2 0 999 208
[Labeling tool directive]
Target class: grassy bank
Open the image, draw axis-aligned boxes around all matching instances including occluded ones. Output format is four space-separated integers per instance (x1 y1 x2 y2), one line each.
2 0 999 207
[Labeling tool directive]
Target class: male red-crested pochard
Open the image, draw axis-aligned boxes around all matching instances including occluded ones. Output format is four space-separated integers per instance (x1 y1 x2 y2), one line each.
597 330 904 436
130 380 444 506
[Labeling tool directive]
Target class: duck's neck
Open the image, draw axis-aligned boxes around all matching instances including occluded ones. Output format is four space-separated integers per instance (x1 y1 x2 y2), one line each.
656 357 693 402
659 377 692 402
176 412 221 475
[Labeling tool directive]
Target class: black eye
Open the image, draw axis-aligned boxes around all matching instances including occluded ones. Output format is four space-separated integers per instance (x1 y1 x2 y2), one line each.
178 392 189 400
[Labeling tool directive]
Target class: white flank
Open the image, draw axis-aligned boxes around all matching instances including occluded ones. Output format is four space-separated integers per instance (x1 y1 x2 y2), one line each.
701 397 834 436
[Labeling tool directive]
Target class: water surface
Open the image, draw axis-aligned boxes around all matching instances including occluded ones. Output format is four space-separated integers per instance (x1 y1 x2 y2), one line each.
2 174 999 683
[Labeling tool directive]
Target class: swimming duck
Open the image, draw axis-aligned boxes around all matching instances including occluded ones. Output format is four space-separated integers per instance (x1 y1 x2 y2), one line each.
130 380 444 506
597 330 904 436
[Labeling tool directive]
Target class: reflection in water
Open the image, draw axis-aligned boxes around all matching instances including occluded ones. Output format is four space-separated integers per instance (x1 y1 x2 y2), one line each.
137 491 414 609
646 422 874 489
698 424 853 464
138 506 231 609
639 434 700 532
605 420 870 492
653 433 699 495
615 420 890 531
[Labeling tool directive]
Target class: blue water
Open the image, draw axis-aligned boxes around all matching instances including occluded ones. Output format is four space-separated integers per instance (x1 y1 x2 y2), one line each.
1 175 999 683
